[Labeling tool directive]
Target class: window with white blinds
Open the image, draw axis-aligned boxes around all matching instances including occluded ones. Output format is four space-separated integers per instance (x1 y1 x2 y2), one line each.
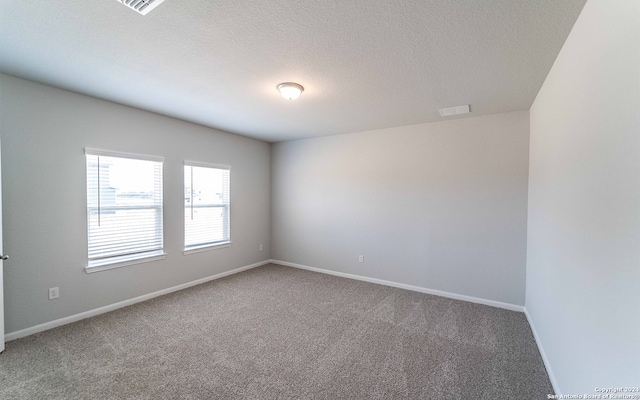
85 149 164 271
184 163 230 252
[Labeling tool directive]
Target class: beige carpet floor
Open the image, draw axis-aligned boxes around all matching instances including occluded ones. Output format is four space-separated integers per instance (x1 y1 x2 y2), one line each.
0 263 553 399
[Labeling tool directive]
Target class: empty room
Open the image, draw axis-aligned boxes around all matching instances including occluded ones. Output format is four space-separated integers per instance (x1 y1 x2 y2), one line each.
0 0 638 399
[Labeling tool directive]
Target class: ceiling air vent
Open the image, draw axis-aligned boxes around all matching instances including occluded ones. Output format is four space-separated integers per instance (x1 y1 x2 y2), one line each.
438 104 470 117
116 0 166 15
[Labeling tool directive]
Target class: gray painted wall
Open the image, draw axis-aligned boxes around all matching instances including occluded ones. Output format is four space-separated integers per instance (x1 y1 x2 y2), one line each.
527 0 640 393
272 111 530 306
0 74 271 334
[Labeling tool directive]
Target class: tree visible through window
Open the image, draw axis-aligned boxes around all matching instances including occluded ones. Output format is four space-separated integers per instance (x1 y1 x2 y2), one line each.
85 149 164 270
184 163 230 251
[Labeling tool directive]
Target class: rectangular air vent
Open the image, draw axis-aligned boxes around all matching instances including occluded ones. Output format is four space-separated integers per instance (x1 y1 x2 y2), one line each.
116 0 165 15
438 104 471 117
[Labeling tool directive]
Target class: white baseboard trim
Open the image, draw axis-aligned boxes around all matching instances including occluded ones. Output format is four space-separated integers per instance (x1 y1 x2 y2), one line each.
524 307 560 395
270 259 525 312
5 259 271 342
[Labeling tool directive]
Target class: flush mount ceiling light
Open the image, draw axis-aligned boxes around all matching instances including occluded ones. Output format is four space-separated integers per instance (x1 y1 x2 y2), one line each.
277 82 304 100
115 0 166 15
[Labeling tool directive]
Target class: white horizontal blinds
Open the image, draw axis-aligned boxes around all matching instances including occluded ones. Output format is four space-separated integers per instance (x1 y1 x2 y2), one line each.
86 151 163 261
184 164 230 249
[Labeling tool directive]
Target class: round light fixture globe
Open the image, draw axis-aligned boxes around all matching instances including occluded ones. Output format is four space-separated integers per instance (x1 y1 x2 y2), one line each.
277 82 304 100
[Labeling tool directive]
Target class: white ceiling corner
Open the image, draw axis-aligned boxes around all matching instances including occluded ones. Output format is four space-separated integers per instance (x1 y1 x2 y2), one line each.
0 0 587 142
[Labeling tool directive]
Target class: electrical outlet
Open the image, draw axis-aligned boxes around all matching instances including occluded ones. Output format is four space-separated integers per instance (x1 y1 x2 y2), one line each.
48 287 59 300
259 244 263 251
358 255 364 263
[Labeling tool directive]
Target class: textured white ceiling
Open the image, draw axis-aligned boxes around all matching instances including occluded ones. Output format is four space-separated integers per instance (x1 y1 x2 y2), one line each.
0 0 586 142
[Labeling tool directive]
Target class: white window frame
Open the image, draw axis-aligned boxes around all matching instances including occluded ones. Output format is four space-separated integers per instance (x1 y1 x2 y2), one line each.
183 161 231 254
85 148 166 273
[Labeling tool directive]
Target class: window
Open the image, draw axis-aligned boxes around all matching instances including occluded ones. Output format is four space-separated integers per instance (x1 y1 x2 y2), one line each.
85 149 164 272
184 163 230 252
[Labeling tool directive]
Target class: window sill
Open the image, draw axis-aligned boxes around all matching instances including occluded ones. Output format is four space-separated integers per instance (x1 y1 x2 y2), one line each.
86 251 167 273
183 241 232 255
